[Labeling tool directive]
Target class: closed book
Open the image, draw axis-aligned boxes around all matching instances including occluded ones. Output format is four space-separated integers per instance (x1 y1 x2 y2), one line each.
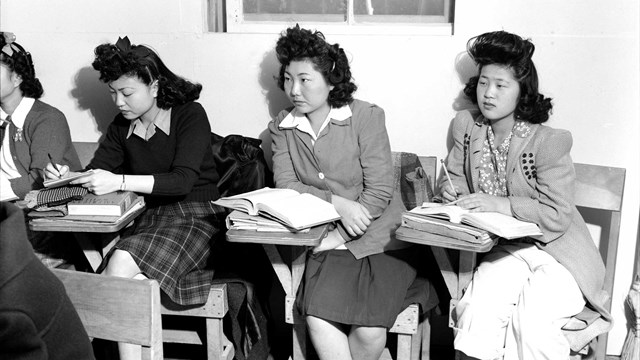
67 191 137 216
401 212 494 244
396 226 497 253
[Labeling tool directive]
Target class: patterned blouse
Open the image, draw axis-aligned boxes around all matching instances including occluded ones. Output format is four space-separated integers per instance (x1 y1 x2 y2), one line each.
478 120 532 197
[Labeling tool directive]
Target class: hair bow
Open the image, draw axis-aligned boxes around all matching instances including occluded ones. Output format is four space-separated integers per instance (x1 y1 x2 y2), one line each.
1 32 23 57
1 32 35 75
115 36 151 58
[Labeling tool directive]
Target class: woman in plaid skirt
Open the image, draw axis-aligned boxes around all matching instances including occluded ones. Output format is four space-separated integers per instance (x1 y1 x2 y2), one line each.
45 36 223 359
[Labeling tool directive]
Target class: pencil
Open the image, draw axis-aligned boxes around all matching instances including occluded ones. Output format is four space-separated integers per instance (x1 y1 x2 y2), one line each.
440 159 458 199
48 153 61 173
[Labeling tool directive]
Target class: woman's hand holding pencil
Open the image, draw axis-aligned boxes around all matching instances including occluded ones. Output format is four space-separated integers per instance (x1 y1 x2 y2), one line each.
44 153 70 180
440 159 460 203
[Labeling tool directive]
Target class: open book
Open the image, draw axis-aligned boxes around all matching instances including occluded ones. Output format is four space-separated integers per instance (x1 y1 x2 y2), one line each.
212 187 341 231
411 202 543 240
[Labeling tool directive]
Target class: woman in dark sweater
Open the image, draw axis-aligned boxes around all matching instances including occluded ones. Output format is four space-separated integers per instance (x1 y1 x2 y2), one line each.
45 36 223 359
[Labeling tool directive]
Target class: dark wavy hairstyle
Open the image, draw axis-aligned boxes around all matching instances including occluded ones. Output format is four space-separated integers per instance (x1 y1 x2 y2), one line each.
0 33 43 99
275 25 357 108
91 37 201 109
463 31 553 124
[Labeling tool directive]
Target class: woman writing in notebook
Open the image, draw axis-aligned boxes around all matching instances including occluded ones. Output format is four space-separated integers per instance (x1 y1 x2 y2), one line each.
1 32 81 200
270 25 436 360
1 32 82 267
45 37 222 359
440 31 611 359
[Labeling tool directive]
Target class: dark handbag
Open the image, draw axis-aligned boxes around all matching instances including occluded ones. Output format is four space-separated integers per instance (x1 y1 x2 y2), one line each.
211 133 274 198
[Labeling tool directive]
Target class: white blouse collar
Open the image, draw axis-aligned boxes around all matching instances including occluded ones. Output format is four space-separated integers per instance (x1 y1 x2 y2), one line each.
279 105 352 129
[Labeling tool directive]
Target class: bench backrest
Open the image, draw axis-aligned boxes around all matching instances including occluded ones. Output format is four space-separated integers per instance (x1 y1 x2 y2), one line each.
573 163 626 359
52 269 164 360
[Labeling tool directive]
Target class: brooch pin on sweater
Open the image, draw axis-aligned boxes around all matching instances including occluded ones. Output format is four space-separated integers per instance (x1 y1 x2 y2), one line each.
14 127 23 142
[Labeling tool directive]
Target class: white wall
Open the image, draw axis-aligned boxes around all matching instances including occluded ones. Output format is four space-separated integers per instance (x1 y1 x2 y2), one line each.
2 0 638 354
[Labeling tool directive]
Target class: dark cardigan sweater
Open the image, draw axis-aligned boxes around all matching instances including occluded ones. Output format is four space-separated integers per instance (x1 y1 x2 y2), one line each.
7 99 81 198
87 102 220 207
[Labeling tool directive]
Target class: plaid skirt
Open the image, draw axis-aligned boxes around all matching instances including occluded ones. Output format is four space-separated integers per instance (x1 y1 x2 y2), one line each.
98 200 225 305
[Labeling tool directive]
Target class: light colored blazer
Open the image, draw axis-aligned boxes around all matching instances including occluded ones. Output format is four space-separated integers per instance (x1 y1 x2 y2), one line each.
269 99 407 259
441 110 612 351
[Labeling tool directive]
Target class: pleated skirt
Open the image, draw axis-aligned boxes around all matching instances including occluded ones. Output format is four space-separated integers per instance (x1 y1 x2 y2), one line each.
297 246 438 328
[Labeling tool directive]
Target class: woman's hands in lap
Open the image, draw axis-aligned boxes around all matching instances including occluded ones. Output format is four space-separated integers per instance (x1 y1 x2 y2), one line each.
331 195 372 236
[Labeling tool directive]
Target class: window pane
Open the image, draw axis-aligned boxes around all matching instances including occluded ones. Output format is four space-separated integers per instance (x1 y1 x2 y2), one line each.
243 0 345 15
354 0 445 16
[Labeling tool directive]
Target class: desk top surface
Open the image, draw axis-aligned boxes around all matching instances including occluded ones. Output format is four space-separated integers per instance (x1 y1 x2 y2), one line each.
29 203 146 233
226 224 328 246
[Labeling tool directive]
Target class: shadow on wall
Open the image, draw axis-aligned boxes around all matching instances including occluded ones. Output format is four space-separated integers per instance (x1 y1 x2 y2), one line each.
452 50 478 114
257 48 290 169
438 51 479 187
70 66 118 142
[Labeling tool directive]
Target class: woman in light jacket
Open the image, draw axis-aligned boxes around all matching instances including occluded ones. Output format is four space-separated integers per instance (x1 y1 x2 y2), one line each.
441 30 612 359
269 25 436 360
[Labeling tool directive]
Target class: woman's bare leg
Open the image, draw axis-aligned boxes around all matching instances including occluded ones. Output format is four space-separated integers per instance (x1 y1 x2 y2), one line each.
349 326 386 360
102 249 144 360
307 316 352 360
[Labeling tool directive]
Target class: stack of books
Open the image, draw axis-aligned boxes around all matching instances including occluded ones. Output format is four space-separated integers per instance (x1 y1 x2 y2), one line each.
213 187 341 233
29 191 145 231
396 202 543 252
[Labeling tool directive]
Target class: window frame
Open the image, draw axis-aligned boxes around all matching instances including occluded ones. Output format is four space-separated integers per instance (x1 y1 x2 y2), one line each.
221 0 454 35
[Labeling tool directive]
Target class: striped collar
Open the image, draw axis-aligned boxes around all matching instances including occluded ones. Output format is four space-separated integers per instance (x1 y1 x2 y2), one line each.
127 108 172 140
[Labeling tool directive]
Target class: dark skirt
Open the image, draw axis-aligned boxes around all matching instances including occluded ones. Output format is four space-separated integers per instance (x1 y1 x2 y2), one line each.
98 200 225 305
297 246 438 328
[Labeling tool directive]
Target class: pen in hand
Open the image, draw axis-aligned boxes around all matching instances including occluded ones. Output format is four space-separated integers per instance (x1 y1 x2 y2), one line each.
48 153 61 176
441 159 458 199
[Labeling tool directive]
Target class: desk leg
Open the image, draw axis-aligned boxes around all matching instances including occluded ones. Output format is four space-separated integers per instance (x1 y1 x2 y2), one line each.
457 251 476 297
262 245 309 360
448 251 477 328
290 247 308 360
74 233 103 272
73 233 120 272
430 247 458 300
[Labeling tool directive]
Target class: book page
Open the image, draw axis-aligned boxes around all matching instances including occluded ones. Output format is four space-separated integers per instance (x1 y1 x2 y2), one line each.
413 203 542 240
259 193 340 230
412 203 469 223
43 170 94 188
462 212 542 239
226 210 310 233
403 211 487 238
213 187 300 215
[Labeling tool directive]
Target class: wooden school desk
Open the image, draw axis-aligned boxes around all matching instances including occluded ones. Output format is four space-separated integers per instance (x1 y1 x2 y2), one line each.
29 201 146 272
226 224 329 360
395 226 497 328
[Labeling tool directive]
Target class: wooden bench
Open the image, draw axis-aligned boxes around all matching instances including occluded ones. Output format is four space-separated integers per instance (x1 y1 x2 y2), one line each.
72 142 234 360
53 268 164 360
